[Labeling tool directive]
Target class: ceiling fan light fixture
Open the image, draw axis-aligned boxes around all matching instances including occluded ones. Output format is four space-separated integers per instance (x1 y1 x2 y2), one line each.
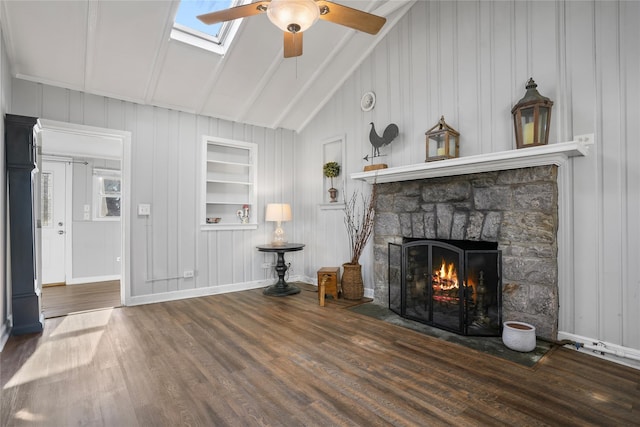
267 0 320 33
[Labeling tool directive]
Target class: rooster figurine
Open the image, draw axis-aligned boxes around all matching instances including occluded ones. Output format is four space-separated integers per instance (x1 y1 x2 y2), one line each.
369 122 399 157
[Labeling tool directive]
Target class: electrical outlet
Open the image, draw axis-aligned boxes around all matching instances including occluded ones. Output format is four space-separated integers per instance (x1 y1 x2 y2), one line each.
138 203 151 216
575 133 595 145
261 262 272 269
183 270 194 278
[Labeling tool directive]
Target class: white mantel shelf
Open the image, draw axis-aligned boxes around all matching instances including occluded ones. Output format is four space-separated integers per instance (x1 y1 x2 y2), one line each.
351 135 594 184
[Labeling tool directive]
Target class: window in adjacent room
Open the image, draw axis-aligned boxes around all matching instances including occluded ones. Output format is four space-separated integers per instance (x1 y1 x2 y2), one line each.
93 168 121 221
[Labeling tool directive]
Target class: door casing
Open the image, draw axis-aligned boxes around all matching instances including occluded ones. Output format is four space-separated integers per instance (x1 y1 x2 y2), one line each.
35 120 131 306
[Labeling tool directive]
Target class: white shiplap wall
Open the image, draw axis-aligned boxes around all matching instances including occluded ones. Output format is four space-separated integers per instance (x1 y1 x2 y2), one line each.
297 1 640 354
10 78 299 304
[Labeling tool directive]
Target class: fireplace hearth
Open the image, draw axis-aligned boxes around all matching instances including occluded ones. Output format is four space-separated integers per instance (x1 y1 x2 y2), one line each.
389 239 502 336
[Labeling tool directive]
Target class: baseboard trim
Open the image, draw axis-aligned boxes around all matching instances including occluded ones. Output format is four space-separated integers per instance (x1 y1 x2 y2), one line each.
558 331 640 370
127 279 270 306
67 275 120 285
124 274 376 308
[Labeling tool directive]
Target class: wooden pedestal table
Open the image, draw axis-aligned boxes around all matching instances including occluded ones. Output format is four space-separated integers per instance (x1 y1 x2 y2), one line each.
256 243 305 296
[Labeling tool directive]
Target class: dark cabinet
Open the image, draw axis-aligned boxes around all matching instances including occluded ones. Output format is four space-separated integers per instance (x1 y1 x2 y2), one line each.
5 114 42 335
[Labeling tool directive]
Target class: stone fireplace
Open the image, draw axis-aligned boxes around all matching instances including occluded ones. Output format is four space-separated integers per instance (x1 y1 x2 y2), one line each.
351 138 592 341
373 165 559 339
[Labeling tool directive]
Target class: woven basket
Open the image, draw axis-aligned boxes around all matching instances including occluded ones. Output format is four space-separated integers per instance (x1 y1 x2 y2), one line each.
341 263 364 300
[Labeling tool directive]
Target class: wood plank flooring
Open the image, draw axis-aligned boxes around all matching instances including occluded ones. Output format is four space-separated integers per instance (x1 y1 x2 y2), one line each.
2 283 639 426
41 280 121 318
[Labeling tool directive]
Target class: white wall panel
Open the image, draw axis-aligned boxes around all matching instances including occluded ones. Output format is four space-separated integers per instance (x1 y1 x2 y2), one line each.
565 1 597 338
596 1 623 343
297 0 640 353
177 113 197 290
620 1 640 349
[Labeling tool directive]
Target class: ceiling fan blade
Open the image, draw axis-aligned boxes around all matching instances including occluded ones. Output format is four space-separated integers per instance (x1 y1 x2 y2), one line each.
197 1 270 25
316 1 386 35
284 32 303 58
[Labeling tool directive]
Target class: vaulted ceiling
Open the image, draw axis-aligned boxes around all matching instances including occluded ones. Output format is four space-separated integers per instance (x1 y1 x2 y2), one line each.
0 0 414 132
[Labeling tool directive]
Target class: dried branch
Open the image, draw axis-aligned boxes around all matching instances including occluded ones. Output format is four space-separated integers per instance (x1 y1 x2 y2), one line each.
344 184 377 265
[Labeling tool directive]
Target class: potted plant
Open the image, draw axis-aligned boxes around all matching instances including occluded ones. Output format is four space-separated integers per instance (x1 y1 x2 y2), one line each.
342 184 377 300
323 161 340 202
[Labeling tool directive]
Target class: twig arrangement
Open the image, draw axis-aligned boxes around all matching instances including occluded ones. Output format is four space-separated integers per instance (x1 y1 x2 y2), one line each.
344 184 377 265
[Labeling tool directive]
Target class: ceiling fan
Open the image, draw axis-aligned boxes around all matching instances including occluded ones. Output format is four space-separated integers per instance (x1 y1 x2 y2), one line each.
197 0 387 58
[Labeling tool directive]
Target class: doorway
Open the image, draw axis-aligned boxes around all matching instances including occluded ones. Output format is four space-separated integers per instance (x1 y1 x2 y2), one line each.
35 120 131 317
40 156 123 318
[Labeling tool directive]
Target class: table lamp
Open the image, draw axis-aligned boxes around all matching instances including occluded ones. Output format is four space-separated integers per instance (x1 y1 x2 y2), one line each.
265 203 292 246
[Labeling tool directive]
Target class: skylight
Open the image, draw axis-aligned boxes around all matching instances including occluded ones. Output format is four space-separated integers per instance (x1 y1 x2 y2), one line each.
171 0 241 55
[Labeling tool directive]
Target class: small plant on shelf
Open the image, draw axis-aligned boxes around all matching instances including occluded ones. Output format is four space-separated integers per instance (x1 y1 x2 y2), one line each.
323 161 340 203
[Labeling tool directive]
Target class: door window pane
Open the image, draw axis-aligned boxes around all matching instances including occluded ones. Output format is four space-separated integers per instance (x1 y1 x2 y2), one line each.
41 172 53 228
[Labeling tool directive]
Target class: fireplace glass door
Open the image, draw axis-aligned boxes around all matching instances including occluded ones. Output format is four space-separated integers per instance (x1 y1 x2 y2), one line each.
388 240 502 336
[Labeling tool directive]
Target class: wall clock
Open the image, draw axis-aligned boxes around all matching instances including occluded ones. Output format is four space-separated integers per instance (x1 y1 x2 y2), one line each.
360 91 376 112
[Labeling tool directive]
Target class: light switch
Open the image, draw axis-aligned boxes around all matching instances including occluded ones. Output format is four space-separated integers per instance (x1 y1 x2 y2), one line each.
83 204 90 213
138 204 151 216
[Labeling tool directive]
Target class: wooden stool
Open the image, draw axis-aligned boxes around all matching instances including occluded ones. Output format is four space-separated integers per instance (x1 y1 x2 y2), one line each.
317 267 340 306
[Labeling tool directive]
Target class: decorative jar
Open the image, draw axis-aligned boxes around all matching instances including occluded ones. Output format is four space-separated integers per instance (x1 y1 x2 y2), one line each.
502 321 537 352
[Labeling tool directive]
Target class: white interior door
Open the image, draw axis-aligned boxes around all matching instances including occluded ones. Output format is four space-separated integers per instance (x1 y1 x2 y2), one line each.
41 161 68 285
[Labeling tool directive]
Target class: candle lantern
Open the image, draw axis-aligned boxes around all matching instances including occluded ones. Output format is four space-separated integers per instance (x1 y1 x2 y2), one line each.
511 78 553 149
425 116 459 162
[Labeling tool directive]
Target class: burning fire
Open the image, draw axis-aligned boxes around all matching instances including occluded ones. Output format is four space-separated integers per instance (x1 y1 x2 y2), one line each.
432 259 459 304
431 260 479 305
433 259 458 291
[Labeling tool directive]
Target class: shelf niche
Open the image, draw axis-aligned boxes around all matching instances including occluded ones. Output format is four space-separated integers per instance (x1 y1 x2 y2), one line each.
201 136 258 230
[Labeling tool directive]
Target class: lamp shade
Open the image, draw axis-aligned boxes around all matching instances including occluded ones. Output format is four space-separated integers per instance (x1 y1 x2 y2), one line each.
265 203 292 222
267 0 319 33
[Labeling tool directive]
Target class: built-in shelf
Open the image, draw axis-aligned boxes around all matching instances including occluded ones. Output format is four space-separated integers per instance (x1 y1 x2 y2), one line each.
201 136 258 230
351 135 594 184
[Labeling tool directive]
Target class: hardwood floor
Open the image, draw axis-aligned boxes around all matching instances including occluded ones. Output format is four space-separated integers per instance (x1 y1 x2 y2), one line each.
2 283 638 426
41 280 121 318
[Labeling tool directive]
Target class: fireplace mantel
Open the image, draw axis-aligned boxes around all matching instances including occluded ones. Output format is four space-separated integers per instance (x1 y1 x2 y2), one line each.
351 135 594 184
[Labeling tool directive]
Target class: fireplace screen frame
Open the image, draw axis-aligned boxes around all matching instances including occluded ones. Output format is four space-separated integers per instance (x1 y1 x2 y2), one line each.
388 240 502 336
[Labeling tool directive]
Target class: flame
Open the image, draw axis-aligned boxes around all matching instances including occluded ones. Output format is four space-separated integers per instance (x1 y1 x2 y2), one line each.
433 259 458 291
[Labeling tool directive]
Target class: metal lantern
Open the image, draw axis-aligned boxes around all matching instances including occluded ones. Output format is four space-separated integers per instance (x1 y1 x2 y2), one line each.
511 78 553 149
425 116 459 162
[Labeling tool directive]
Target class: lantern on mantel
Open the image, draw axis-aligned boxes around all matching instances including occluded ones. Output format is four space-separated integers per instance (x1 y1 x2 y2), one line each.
511 78 554 149
425 116 459 162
